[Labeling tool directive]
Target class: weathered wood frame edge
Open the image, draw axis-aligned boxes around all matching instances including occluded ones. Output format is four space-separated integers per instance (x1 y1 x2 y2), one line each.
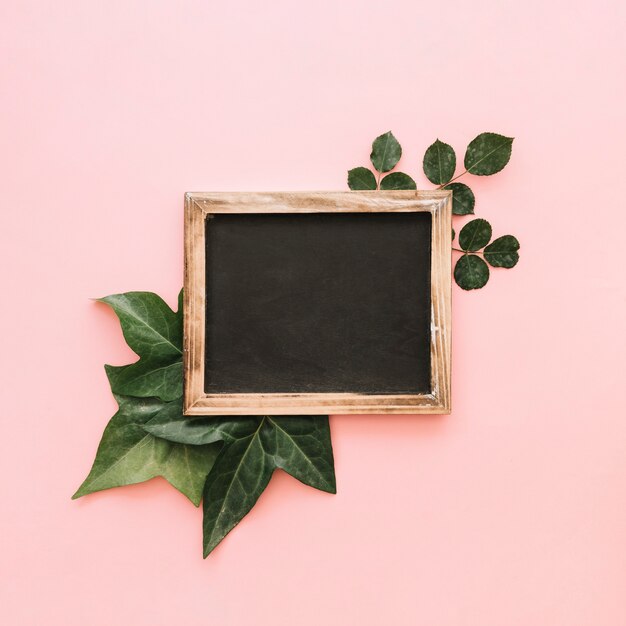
183 191 451 416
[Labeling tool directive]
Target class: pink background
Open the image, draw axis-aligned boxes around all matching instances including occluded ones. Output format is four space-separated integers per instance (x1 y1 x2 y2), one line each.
1 1 625 624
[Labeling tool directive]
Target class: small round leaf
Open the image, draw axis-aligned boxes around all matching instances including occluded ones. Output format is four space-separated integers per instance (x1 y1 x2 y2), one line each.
370 131 402 173
444 182 475 215
423 139 456 184
379 172 416 190
464 132 513 176
454 254 490 290
483 235 520 268
458 218 492 251
347 167 377 190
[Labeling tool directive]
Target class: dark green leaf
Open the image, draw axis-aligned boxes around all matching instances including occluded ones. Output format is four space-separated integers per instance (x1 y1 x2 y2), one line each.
444 182 475 215
379 172 416 190
203 423 273 557
454 254 490 290
198 415 336 556
72 394 219 506
458 218 492 252
144 412 259 446
483 235 520 268
423 139 456 185
98 292 182 360
464 132 513 175
347 167 377 190
104 360 182 402
99 292 183 401
264 417 336 493
370 131 402 173
452 228 455 241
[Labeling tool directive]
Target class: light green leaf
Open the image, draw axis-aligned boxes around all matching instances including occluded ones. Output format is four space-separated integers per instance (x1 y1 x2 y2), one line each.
458 218 492 252
347 167 377 190
198 415 336 556
444 182 475 215
379 172 417 190
99 291 183 401
423 139 456 185
464 132 513 176
454 254 490 290
72 395 219 506
483 235 520 268
370 131 402 173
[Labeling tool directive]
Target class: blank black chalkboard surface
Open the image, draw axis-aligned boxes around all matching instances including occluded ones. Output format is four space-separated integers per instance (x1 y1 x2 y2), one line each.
184 191 451 415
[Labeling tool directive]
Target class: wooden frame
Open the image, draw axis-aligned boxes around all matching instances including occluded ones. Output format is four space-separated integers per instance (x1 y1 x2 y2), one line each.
184 191 451 416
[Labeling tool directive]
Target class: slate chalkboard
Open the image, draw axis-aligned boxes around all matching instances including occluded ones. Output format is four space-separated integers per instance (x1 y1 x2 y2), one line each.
184 191 451 415
204 212 432 394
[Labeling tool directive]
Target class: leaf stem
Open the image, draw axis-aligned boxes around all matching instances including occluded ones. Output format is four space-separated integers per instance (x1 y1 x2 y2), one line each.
453 247 484 256
438 169 468 189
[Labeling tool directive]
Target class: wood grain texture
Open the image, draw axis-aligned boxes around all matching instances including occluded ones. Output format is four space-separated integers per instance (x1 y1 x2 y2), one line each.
184 191 451 415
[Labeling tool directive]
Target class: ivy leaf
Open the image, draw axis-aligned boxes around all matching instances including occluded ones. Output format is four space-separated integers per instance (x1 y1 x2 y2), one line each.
483 235 520 268
423 139 456 185
98 291 183 401
458 218 492 252
104 360 183 402
444 182 475 215
464 132 513 175
370 131 402 173
72 394 220 506
379 172 416 190
347 167 377 190
454 254 490 290
170 415 336 556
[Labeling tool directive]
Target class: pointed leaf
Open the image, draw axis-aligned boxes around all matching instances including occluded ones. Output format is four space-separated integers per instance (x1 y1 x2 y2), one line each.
105 360 183 401
370 131 402 173
98 292 183 401
483 235 520 268
73 395 219 506
423 139 456 184
144 409 259 446
199 415 336 556
203 422 273 556
265 417 336 493
444 182 475 215
98 292 182 361
458 218 492 252
379 172 416 190
347 167 377 190
464 132 513 175
454 254 490 290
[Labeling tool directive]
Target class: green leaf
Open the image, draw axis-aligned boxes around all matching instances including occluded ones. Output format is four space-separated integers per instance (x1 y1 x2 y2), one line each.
423 139 456 185
483 235 520 268
458 218 492 252
370 131 402 173
144 413 260 446
104 360 183 402
464 132 513 176
452 228 455 241
99 292 183 401
192 415 335 556
444 182 475 215
379 172 416 190
454 254 490 290
72 395 220 506
347 167 377 190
